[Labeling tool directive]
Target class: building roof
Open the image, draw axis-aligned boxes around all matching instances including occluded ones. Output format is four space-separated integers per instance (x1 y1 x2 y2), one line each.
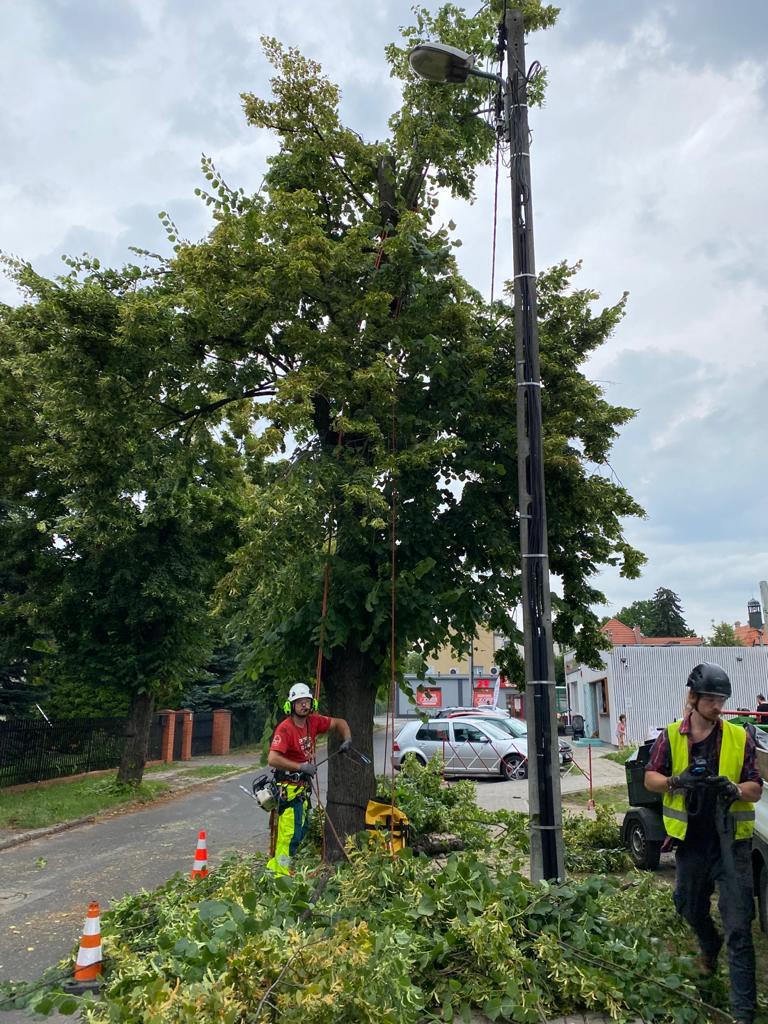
600 617 702 647
600 618 636 644
734 621 767 647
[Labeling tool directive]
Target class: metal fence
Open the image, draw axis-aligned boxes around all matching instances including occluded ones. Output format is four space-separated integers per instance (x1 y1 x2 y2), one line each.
230 705 268 750
191 712 213 757
0 714 166 788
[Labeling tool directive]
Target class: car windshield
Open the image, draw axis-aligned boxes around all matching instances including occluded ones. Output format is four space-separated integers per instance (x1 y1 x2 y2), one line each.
472 719 516 741
483 717 527 739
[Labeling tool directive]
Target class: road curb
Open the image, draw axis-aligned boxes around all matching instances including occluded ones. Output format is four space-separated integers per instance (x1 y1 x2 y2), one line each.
0 815 97 852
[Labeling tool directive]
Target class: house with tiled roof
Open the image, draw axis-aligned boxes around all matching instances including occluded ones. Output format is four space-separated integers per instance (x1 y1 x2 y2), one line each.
564 622 767 745
734 621 768 646
600 617 703 647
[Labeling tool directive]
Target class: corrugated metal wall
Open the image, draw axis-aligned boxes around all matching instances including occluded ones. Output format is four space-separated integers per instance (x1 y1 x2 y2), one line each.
568 646 768 745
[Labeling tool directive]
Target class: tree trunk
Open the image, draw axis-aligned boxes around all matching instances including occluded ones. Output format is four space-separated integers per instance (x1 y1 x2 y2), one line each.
117 690 154 784
323 647 378 860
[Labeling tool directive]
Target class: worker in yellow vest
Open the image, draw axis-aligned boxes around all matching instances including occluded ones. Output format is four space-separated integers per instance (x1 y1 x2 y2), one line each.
645 663 763 1024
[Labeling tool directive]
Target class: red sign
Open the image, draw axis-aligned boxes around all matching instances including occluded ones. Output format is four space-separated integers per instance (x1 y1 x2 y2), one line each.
415 687 442 709
476 676 511 688
472 688 496 708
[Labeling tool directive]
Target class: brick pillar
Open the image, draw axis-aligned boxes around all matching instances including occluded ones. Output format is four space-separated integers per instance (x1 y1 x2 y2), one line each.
180 710 194 761
160 711 176 763
211 710 231 756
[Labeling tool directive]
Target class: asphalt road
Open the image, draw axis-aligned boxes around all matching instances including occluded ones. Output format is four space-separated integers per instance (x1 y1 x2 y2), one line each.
0 769 270 987
0 725 393 991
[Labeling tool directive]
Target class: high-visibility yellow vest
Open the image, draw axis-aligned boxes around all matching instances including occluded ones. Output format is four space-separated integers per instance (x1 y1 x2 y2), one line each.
662 719 754 841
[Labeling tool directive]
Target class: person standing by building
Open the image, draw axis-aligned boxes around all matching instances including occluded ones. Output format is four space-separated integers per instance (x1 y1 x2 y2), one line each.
755 693 768 718
266 683 351 875
616 713 627 749
644 663 763 1024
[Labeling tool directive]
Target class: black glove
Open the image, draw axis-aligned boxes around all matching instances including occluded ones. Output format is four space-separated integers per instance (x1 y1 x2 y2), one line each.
297 762 317 778
705 775 741 803
339 739 352 753
669 766 706 790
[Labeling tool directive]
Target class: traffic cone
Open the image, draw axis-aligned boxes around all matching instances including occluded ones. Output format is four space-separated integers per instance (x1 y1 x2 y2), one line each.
65 901 102 992
190 829 209 879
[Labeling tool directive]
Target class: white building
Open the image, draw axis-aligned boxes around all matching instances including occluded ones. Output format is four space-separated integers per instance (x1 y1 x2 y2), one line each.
565 645 768 745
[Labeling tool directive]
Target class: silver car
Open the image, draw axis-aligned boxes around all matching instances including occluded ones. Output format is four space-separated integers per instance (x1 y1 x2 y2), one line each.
483 715 573 765
393 715 571 780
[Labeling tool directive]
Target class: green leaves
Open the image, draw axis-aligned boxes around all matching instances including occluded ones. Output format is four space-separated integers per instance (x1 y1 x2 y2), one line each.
3 830 716 1024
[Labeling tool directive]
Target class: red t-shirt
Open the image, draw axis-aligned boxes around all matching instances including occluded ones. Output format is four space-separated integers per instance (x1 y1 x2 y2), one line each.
270 713 332 764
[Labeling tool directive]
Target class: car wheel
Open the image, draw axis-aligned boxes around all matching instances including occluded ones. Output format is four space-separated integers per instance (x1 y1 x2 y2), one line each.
758 860 768 936
501 755 527 780
625 814 661 870
402 752 427 768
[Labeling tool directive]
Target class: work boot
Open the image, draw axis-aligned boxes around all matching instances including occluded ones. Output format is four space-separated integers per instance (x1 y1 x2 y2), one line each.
696 940 722 976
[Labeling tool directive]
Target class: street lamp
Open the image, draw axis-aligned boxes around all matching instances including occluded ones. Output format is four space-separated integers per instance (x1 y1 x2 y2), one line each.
409 11 565 882
409 42 495 85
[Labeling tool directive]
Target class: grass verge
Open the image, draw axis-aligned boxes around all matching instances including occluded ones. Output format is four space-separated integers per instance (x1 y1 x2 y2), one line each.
563 783 629 813
603 744 638 764
183 764 244 779
0 777 170 830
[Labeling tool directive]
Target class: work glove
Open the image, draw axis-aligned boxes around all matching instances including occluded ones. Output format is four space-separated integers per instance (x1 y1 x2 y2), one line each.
669 766 707 790
297 762 317 778
704 775 741 803
339 739 352 753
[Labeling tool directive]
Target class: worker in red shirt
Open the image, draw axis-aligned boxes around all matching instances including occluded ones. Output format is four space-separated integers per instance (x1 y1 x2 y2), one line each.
266 682 351 875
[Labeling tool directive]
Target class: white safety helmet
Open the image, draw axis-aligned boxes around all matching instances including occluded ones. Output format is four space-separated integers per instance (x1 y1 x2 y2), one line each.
288 683 313 704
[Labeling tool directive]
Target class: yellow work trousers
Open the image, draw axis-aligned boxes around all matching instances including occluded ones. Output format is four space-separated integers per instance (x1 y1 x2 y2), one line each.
266 783 311 876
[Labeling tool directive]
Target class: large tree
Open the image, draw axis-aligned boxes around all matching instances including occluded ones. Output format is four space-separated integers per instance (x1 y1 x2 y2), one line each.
614 599 656 635
646 587 695 638
0 258 247 778
614 589 695 638
706 621 743 647
201 4 645 849
1 2 646 839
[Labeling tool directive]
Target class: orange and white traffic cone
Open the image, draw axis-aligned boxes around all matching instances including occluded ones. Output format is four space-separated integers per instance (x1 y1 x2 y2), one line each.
65 901 102 992
190 829 209 879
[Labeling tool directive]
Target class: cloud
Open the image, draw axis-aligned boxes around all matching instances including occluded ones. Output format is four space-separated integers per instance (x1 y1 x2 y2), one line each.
590 348 768 633
2 0 767 636
36 0 148 77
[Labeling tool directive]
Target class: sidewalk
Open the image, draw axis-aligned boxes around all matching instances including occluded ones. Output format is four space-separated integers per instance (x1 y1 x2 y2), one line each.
473 744 626 814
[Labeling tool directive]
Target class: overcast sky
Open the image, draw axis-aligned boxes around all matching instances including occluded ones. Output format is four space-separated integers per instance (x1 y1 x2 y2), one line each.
2 0 767 638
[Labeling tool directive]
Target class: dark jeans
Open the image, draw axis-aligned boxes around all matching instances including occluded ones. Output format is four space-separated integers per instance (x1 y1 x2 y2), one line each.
674 838 755 1022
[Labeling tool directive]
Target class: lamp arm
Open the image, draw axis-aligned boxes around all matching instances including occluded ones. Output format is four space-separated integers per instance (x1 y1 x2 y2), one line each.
467 68 505 87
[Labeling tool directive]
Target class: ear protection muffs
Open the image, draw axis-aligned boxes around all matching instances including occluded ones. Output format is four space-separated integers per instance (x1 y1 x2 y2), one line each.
283 698 319 714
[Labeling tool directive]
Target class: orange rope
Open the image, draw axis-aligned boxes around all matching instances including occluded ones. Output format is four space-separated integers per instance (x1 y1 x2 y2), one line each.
313 526 334 704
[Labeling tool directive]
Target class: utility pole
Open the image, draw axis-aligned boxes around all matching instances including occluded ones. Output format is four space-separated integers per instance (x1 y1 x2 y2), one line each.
506 8 565 881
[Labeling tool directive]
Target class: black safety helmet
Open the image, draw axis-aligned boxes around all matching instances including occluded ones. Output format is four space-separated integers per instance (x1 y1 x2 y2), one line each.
687 662 732 699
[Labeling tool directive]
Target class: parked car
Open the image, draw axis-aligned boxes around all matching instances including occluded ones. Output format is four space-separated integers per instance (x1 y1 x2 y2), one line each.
437 708 573 760
393 715 572 780
437 706 508 718
487 714 573 763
